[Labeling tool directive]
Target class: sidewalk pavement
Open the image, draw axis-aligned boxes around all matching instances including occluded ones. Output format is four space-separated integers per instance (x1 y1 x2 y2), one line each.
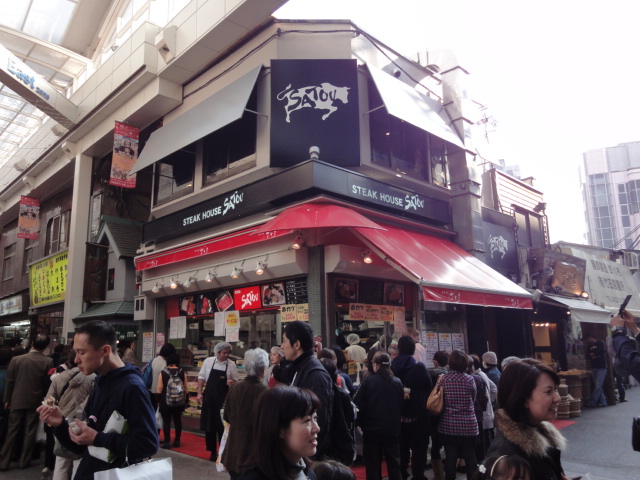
1 447 231 480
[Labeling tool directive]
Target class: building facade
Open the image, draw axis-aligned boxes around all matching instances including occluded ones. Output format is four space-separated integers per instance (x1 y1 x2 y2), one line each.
582 141 640 249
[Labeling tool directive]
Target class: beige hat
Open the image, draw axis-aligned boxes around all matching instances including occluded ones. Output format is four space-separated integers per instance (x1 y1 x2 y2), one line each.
482 351 498 366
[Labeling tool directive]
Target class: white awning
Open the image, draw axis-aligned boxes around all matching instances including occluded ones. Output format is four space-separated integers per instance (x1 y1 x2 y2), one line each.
367 65 464 148
131 65 262 174
541 294 612 324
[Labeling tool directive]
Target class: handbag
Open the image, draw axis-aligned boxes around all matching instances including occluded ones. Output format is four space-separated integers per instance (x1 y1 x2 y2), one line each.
94 457 172 480
633 417 640 452
426 374 444 415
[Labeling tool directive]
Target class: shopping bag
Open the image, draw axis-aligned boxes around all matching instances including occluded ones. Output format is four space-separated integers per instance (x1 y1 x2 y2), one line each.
94 457 172 480
155 408 163 430
215 423 230 472
426 374 444 415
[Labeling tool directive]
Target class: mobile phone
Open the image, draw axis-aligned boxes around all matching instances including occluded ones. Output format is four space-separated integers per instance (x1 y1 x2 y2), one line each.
619 294 632 316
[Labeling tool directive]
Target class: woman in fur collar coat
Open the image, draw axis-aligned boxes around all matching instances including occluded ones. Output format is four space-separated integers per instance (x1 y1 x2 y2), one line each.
484 358 568 480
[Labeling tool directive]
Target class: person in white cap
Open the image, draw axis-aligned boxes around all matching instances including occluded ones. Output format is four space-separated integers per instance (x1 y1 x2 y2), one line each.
482 351 501 386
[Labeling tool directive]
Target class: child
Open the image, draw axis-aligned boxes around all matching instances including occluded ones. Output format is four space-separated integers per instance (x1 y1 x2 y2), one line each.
475 455 533 480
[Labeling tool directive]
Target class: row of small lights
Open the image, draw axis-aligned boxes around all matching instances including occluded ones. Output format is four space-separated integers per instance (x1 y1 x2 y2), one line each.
149 233 373 293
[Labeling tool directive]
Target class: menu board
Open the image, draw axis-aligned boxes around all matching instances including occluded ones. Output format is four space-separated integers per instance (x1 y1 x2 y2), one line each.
452 333 465 351
285 278 308 304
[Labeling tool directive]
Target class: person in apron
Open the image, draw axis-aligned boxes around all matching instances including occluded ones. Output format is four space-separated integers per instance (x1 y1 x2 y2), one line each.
197 342 238 461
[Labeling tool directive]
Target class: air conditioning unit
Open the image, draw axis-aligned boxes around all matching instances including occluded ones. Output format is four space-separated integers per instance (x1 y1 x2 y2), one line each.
134 295 153 321
623 252 639 269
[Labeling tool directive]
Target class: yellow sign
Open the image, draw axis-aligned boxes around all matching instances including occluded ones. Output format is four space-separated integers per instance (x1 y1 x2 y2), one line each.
296 304 309 321
348 303 366 321
30 251 68 307
279 304 310 322
379 305 394 322
225 311 239 328
364 304 380 321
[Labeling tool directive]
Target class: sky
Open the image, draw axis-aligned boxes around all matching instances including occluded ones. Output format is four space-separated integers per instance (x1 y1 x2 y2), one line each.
274 0 640 244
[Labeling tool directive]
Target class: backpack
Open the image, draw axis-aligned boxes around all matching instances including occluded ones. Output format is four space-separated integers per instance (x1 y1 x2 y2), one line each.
325 383 357 465
471 373 489 416
141 361 154 389
165 367 186 407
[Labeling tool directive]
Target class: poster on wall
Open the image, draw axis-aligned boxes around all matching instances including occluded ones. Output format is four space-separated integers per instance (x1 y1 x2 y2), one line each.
438 333 453 352
169 316 186 339
335 278 358 302
384 283 405 306
18 196 39 239
270 59 360 168
142 332 153 363
214 312 225 336
179 295 197 316
110 121 139 188
215 291 234 311
199 293 215 314
281 305 298 322
224 311 240 342
379 305 394 322
348 303 366 321
425 332 439 368
393 307 407 333
261 283 286 306
451 333 465 351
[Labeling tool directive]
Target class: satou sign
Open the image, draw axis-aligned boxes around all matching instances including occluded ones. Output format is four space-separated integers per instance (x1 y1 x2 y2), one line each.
270 59 360 168
233 286 261 310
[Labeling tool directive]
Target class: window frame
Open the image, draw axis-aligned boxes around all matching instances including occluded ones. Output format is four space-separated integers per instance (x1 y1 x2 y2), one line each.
3 243 16 281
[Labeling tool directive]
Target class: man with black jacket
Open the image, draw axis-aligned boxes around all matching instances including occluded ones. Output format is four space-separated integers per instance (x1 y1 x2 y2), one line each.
391 335 433 480
282 321 333 458
38 320 158 478
610 310 640 382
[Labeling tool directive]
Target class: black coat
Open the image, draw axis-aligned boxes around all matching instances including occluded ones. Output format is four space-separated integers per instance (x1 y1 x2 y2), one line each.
391 354 433 419
484 409 566 480
354 371 404 437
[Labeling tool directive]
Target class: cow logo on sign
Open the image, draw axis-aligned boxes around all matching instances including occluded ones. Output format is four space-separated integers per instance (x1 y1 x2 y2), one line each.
488 234 509 259
276 83 350 123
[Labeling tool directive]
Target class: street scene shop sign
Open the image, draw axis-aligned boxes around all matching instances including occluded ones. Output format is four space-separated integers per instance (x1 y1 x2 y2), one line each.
30 251 68 307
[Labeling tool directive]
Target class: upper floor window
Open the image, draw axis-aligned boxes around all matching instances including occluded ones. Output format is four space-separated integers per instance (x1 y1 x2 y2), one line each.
153 143 196 205
368 79 450 187
23 238 39 273
3 243 15 281
203 87 257 184
45 211 70 256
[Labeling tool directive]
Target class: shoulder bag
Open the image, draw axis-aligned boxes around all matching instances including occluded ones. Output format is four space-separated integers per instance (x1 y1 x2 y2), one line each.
426 374 444 415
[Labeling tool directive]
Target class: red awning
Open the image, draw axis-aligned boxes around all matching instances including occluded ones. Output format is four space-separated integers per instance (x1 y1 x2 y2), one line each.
135 227 290 271
354 224 532 309
251 203 385 234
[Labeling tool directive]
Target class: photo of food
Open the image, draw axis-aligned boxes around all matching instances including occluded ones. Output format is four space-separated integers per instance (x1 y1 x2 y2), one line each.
215 290 234 311
384 282 405 306
335 278 358 302
179 295 197 316
262 283 286 306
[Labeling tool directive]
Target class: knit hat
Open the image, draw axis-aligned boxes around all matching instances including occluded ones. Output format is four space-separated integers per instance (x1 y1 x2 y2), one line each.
482 351 498 366
346 333 361 345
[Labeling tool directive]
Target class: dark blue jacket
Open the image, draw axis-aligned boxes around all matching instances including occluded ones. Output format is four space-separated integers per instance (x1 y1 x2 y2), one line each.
54 364 159 479
613 331 640 382
391 354 433 419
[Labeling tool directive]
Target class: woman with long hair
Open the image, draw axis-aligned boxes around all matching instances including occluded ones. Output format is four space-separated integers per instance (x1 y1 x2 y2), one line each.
237 386 320 480
353 351 404 480
483 359 565 480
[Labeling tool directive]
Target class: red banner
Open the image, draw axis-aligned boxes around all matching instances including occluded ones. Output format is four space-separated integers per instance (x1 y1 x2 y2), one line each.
18 196 39 239
233 286 262 310
110 121 139 188
422 286 532 309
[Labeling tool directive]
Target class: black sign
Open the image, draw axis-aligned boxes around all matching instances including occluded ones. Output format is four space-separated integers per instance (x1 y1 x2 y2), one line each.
483 221 519 280
285 278 308 304
271 59 360 168
143 161 451 243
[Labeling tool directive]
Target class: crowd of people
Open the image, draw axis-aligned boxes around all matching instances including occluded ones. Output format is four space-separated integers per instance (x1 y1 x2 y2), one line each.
0 310 635 480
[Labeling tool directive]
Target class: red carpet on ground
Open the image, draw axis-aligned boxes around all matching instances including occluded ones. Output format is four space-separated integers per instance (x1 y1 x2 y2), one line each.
161 429 210 460
351 461 387 480
551 419 576 430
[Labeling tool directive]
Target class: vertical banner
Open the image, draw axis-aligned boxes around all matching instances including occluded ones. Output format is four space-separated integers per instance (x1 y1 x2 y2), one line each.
110 121 139 188
18 196 39 239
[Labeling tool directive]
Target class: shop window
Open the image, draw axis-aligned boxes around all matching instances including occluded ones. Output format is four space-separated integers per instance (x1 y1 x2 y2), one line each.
3 243 16 280
368 78 449 187
45 211 70 256
108 268 115 291
23 238 39 273
515 209 545 248
153 143 196 205
203 87 257 185
89 192 103 243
